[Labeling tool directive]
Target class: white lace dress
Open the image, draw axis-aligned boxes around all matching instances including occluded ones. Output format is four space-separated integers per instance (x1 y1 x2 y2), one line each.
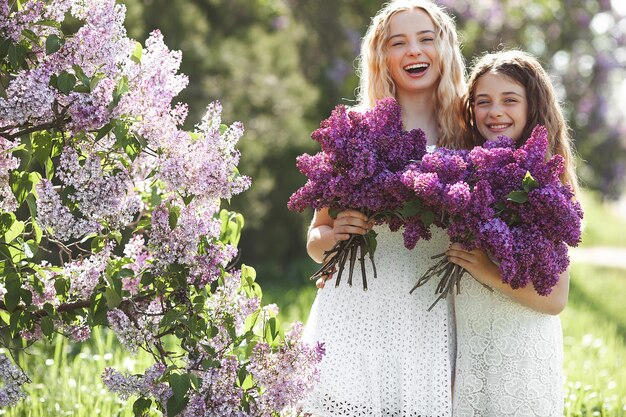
453 276 564 417
301 225 455 417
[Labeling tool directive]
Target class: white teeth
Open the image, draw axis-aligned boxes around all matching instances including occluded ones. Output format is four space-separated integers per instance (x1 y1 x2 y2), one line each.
489 124 509 129
404 63 429 70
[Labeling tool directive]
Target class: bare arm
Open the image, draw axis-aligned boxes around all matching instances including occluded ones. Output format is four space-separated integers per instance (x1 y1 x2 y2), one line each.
306 208 371 263
447 243 569 315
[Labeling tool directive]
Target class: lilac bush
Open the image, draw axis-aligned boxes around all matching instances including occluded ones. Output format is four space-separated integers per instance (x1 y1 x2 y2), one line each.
0 1 320 415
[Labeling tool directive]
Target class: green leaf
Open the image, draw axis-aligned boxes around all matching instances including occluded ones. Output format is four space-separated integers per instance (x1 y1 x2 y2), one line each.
182 194 194 206
54 277 68 297
507 191 529 204
56 71 77 95
522 171 539 192
0 38 11 60
240 264 257 284
22 240 36 258
33 222 43 244
111 230 123 244
169 373 191 401
33 20 62 29
264 317 281 346
45 34 63 55
25 193 38 219
328 207 340 219
131 41 142 63
40 316 54 337
168 206 180 230
105 287 122 309
398 199 422 218
73 84 90 94
421 210 435 227
364 230 378 257
8 44 26 69
95 123 114 141
4 220 24 244
133 398 152 417
21 29 40 45
166 394 189 417
11 171 41 205
4 274 21 312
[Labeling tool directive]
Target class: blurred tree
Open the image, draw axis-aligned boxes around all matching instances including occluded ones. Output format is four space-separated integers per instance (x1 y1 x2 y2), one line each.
118 0 626 287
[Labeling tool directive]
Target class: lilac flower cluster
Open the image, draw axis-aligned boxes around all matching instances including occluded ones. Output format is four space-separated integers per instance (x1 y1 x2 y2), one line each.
157 102 250 204
247 323 324 416
403 125 583 295
57 147 142 231
149 202 222 269
0 137 20 212
288 98 426 218
102 362 171 403
66 244 112 300
182 355 244 417
116 29 189 147
107 307 156 354
0 354 28 407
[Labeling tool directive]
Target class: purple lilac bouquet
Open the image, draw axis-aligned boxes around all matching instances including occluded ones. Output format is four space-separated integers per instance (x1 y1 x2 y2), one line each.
288 97 430 289
402 125 583 308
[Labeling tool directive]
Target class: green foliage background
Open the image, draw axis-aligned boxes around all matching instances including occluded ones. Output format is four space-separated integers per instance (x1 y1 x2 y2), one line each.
118 0 626 288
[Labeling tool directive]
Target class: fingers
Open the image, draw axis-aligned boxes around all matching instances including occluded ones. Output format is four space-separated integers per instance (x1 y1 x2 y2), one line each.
333 210 372 241
316 272 334 289
336 210 368 222
446 246 475 268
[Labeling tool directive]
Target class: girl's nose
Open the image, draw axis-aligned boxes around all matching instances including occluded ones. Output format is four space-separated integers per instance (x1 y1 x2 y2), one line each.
488 105 503 118
407 41 422 56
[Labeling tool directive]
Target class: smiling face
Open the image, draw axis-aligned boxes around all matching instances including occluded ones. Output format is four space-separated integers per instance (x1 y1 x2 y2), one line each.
473 72 528 142
385 8 440 98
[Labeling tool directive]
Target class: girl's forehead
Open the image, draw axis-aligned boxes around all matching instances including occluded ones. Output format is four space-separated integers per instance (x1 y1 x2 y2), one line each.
387 8 436 34
477 71 524 89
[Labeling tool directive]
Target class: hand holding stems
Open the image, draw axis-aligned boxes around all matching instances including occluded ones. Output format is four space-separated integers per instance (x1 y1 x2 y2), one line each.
445 243 501 287
309 209 374 289
446 243 570 315
332 209 372 243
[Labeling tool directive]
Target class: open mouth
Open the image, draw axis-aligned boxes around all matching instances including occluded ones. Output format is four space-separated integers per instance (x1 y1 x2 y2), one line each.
403 63 429 75
487 124 512 130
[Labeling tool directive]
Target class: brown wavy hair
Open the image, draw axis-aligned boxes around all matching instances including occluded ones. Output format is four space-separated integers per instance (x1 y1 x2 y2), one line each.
356 0 467 149
463 50 580 196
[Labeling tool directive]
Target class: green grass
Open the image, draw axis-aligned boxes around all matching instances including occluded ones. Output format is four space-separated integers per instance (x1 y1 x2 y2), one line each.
579 190 626 248
562 265 626 416
2 328 155 417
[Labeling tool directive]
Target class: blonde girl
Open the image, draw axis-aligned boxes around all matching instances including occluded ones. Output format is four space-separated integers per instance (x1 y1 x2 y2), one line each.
301 1 466 415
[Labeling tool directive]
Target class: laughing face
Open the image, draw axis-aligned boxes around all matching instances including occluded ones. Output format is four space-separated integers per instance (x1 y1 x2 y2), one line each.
473 72 529 142
385 8 440 98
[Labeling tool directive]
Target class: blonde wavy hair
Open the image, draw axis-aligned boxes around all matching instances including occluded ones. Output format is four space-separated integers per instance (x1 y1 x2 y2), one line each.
356 0 467 149
463 50 580 196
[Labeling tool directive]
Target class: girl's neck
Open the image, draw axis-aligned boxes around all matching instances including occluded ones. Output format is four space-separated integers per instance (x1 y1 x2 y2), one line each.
397 92 438 146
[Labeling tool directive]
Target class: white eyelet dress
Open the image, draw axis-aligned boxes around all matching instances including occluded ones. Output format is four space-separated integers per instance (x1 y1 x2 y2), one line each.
453 277 564 417
301 225 455 417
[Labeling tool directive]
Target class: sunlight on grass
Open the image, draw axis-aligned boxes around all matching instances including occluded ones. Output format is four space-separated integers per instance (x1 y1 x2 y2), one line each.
579 190 626 248
2 327 155 417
